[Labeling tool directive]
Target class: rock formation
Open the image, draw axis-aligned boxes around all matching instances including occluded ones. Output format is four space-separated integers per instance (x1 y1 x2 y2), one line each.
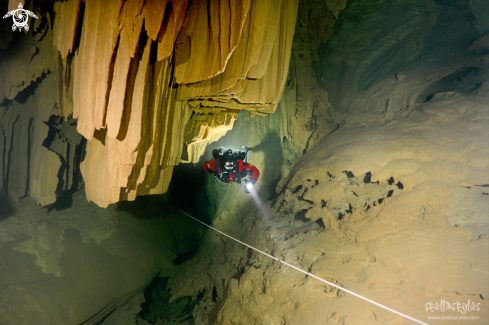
56 0 299 207
0 9 83 207
1 0 299 207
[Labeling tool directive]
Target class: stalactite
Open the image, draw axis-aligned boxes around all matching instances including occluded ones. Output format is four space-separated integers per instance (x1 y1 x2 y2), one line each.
50 0 299 206
52 0 83 60
105 0 145 139
173 0 252 84
176 0 298 114
71 0 123 140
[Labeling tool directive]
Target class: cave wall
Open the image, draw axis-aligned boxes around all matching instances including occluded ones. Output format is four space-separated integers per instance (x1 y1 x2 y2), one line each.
58 0 299 207
318 0 483 112
0 8 84 209
187 0 349 202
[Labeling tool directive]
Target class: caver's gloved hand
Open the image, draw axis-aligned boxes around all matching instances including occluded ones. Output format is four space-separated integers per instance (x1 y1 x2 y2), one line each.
243 178 256 194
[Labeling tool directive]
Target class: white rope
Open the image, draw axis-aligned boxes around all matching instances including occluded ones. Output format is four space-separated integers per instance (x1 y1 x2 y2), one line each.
177 208 430 325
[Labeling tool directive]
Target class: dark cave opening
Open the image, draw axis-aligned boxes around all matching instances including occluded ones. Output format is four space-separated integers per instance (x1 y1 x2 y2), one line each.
417 66 488 103
112 163 214 324
0 194 14 220
167 162 212 225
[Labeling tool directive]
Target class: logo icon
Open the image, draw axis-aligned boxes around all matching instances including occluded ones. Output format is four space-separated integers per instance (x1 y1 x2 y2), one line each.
3 3 38 32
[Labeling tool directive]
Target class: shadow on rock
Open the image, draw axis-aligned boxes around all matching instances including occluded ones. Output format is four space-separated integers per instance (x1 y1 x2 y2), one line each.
0 195 15 221
116 194 175 220
248 131 284 200
168 162 211 224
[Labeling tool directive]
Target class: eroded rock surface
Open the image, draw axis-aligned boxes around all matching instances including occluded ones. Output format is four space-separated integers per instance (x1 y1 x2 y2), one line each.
1 0 300 207
53 0 299 206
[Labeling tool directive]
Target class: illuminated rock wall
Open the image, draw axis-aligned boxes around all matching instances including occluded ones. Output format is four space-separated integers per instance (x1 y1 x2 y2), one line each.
0 0 299 208
51 0 298 207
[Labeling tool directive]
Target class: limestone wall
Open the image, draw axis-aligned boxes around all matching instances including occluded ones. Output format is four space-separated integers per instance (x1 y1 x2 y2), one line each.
0 0 299 207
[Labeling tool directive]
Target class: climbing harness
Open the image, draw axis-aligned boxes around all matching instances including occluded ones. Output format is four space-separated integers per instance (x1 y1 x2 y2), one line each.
176 208 430 325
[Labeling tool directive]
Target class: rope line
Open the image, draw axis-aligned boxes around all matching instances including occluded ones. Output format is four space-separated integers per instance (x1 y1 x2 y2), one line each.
177 208 430 325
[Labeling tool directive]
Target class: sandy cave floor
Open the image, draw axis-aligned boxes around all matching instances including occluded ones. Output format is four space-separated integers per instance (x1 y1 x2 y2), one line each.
168 71 489 324
167 94 489 324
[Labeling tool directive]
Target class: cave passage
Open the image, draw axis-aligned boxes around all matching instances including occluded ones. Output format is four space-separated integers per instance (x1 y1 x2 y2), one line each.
0 0 488 324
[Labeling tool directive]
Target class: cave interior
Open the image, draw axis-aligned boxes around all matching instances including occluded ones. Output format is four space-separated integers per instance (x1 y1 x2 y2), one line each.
0 0 488 324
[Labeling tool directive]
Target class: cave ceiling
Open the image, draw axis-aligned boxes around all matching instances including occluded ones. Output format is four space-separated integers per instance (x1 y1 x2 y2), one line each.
0 0 487 208
0 0 299 207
